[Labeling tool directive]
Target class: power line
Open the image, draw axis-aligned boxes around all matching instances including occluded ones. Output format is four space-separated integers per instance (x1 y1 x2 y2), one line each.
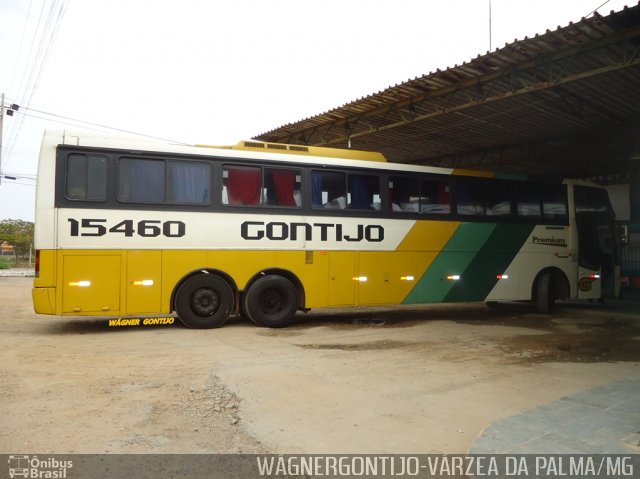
9 0 36 95
5 0 70 171
0 102 191 178
586 0 611 18
19 107 191 144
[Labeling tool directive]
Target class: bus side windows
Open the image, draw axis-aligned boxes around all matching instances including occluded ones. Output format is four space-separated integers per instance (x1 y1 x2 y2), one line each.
456 182 484 216
542 185 567 219
118 158 212 205
485 183 511 216
389 176 419 212
348 174 380 210
389 176 450 214
167 161 211 204
222 165 302 208
118 158 165 203
515 183 567 221
516 185 542 218
420 178 450 214
312 171 346 209
263 168 301 207
456 180 511 217
65 153 108 202
223 166 261 205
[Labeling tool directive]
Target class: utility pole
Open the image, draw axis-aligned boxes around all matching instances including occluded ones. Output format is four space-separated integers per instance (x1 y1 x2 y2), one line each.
0 92 4 186
0 94 19 186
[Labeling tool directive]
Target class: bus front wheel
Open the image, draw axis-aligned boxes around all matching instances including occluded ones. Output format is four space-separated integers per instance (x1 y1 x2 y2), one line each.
243 275 298 328
536 271 555 314
175 274 234 329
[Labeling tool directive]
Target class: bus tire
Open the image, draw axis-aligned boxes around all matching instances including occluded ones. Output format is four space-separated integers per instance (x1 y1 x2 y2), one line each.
536 271 555 314
243 275 298 328
175 274 234 329
238 294 260 325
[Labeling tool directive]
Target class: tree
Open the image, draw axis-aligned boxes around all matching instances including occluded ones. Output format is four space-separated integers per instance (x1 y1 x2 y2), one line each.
0 219 34 265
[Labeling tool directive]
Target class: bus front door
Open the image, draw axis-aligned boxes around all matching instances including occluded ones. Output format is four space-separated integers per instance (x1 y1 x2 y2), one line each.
576 215 616 299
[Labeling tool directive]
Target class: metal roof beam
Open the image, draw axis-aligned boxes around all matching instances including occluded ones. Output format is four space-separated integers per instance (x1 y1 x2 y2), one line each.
323 57 640 147
260 22 640 148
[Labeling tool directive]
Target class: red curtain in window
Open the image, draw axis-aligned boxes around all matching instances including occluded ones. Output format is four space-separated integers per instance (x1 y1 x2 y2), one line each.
438 181 450 205
272 170 296 206
228 168 261 205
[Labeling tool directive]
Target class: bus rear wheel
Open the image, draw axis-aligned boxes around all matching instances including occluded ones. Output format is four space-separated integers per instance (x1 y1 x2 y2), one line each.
175 274 234 329
243 275 298 328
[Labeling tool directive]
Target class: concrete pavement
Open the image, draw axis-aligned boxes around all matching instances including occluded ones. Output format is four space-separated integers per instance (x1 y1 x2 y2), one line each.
470 373 640 453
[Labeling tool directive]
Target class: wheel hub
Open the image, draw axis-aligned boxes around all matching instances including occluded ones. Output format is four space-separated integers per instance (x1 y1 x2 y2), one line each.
260 289 283 314
191 287 220 316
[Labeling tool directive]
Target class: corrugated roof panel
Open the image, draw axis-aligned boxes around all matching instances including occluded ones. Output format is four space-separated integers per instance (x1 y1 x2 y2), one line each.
256 4 640 178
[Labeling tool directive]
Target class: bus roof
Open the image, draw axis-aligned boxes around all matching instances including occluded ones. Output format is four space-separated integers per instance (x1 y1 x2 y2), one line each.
44 129 524 178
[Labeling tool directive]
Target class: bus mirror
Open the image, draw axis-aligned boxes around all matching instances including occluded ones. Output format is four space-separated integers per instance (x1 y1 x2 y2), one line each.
616 222 629 247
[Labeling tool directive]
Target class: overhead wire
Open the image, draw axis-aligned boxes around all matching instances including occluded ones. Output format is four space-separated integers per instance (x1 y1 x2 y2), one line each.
586 0 611 18
7 0 49 148
12 0 48 104
9 0 35 96
4 0 70 171
16 107 191 144
1 102 191 187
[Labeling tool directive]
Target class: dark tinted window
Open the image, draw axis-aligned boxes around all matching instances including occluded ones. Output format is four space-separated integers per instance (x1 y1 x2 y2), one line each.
348 174 380 210
389 176 420 212
456 182 484 216
516 185 542 218
542 185 568 219
515 183 567 221
65 153 108 201
420 178 450 214
574 185 612 215
311 171 346 209
456 181 511 217
389 176 450 214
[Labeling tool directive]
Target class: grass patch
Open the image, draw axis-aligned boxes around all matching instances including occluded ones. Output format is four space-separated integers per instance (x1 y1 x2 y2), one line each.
0 257 12 269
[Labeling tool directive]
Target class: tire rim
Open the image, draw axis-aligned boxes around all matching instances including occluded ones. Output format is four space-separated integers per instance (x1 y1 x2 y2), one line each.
190 287 220 317
259 288 284 316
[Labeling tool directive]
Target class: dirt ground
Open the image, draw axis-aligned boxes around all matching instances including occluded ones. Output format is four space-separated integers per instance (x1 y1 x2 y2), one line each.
1 277 639 454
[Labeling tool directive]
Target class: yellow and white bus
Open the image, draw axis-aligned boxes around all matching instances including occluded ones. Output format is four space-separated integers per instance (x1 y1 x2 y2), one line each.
32 130 622 328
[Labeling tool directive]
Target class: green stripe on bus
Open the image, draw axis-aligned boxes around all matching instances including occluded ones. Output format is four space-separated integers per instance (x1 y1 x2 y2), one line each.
403 223 535 304
443 223 535 302
403 223 496 304
494 172 529 181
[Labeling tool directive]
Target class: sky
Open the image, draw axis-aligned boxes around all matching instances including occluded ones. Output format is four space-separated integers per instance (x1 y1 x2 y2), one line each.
0 0 633 221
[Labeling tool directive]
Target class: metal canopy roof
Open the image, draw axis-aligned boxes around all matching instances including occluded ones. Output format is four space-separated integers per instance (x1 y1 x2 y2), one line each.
255 3 640 180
